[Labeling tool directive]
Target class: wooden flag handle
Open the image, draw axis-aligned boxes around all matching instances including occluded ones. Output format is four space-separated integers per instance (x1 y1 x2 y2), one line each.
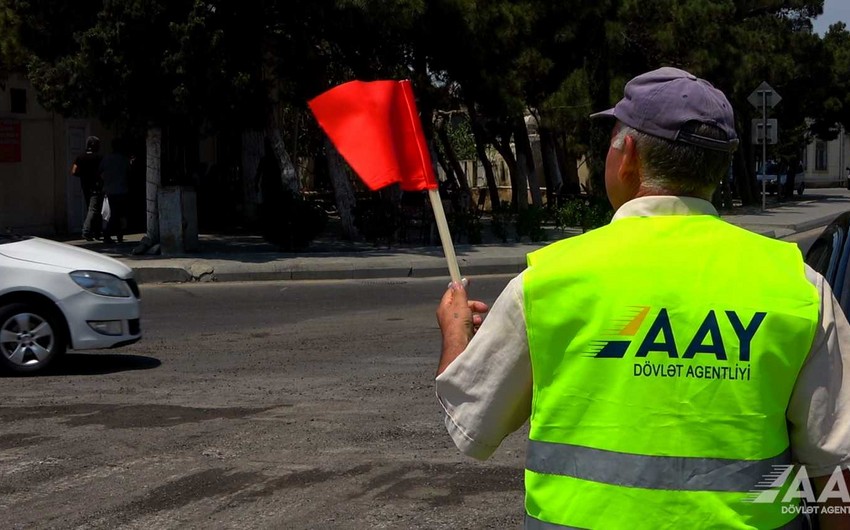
428 188 463 284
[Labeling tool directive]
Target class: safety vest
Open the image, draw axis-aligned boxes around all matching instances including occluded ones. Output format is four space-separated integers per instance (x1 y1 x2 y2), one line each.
523 214 819 530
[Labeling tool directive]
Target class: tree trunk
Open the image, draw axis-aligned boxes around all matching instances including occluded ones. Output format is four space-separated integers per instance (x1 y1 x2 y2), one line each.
468 113 500 211
266 127 300 195
145 126 162 242
434 145 456 187
515 116 542 208
325 139 359 240
735 146 755 206
494 132 527 211
539 124 563 208
436 116 470 194
586 16 612 197
473 126 501 210
241 130 264 224
556 132 581 194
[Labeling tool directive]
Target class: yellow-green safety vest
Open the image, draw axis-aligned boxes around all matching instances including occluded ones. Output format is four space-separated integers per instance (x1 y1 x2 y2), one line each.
523 214 819 529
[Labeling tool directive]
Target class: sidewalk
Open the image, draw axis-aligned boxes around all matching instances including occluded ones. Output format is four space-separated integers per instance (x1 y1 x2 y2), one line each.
62 189 850 284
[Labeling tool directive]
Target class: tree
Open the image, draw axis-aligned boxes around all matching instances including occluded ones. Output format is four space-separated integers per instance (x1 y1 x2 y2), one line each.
11 0 267 247
608 0 826 204
815 23 850 133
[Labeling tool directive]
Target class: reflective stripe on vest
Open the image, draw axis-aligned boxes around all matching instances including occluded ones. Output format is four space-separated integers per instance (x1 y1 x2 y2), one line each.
523 514 805 530
526 439 790 492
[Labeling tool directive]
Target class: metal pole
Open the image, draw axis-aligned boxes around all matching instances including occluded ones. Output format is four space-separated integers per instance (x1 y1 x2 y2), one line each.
762 92 768 211
838 124 850 189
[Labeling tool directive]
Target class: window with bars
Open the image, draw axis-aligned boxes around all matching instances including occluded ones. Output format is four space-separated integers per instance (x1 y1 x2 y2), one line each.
10 88 26 114
815 141 828 171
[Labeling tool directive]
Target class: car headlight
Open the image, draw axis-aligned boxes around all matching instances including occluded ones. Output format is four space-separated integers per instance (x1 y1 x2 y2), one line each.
70 271 133 298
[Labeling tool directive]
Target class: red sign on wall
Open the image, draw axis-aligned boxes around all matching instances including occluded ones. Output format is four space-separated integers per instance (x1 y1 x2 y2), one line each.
0 120 22 163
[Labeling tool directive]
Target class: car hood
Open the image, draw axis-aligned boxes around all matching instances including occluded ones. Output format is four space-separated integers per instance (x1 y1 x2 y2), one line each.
0 237 133 278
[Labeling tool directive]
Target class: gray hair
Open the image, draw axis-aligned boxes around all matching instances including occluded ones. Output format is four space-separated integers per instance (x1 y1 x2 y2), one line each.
611 123 733 198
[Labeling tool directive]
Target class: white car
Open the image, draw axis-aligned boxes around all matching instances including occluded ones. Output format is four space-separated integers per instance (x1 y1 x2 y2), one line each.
0 234 141 374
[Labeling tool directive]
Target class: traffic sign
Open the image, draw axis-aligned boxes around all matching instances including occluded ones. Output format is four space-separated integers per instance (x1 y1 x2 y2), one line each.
748 82 782 110
748 81 782 212
751 119 778 145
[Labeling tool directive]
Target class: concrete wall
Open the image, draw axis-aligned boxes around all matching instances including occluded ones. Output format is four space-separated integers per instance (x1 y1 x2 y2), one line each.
0 73 111 235
0 73 60 234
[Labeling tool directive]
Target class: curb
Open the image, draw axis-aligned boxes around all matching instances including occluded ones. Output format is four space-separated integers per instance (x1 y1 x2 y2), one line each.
788 213 844 234
130 258 529 285
126 222 835 285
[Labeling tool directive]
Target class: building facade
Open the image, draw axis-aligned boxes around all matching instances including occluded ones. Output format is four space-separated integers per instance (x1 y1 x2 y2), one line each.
0 73 112 236
801 129 850 188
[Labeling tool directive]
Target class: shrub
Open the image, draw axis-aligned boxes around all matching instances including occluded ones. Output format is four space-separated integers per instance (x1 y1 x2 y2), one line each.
556 196 613 232
353 195 401 245
516 206 548 242
490 201 514 243
261 190 328 251
448 208 483 244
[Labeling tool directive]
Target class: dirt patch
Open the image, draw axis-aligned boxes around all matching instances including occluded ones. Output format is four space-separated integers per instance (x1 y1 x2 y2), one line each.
0 404 276 429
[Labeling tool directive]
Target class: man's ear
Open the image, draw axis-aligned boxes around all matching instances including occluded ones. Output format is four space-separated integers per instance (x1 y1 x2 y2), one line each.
618 134 642 189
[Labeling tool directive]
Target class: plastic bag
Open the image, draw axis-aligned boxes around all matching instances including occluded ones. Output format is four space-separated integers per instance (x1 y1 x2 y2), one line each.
101 196 111 223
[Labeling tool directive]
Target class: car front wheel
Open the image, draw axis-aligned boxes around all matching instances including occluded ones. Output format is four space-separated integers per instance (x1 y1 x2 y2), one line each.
0 303 67 374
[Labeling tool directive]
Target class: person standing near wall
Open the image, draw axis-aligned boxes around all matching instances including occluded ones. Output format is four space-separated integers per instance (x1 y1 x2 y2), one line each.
70 136 103 241
100 139 131 244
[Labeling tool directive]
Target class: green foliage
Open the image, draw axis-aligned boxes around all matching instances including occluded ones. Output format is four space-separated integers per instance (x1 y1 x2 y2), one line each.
556 196 613 232
539 69 592 154
16 0 266 131
262 191 328 252
444 116 476 161
0 1 22 70
448 208 483 244
516 206 548 242
814 22 850 135
353 195 402 246
6 0 848 215
490 201 514 243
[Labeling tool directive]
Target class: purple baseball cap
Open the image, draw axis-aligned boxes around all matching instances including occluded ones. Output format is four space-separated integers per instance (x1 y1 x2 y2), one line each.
591 67 739 152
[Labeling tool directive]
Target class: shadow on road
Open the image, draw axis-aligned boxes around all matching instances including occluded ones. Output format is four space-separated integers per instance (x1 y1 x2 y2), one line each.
44 353 162 376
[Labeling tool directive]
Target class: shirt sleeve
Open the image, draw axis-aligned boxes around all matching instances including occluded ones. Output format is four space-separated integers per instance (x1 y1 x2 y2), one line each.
435 274 532 460
787 265 850 476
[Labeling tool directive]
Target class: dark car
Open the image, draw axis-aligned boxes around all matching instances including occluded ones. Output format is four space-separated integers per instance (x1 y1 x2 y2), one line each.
801 213 850 530
805 212 850 308
757 161 806 197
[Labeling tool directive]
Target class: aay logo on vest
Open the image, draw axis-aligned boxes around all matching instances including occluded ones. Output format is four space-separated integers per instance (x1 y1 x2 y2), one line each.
588 306 766 382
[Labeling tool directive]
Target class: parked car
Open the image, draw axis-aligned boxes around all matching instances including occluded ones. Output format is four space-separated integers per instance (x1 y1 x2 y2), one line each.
756 161 805 197
806 212 850 312
0 233 141 374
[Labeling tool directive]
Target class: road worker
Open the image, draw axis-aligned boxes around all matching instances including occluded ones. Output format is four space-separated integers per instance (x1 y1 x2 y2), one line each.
436 67 850 529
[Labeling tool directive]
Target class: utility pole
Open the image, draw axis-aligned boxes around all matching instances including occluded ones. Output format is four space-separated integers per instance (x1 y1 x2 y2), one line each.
838 123 850 189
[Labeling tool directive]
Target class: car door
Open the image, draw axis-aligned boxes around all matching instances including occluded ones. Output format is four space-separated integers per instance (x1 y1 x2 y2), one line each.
805 212 850 306
801 216 850 530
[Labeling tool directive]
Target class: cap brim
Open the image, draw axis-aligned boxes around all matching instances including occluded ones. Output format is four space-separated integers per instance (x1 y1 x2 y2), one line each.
589 108 616 120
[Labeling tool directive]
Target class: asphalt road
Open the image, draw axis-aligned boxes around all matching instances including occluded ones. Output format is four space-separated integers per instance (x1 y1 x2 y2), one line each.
0 233 828 529
784 226 823 256
0 276 526 530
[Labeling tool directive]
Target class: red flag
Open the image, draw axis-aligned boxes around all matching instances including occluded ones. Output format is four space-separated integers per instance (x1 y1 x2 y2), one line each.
308 80 438 191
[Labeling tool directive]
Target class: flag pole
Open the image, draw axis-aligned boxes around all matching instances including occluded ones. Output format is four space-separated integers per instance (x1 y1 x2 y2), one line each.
427 189 463 285
396 80 463 284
